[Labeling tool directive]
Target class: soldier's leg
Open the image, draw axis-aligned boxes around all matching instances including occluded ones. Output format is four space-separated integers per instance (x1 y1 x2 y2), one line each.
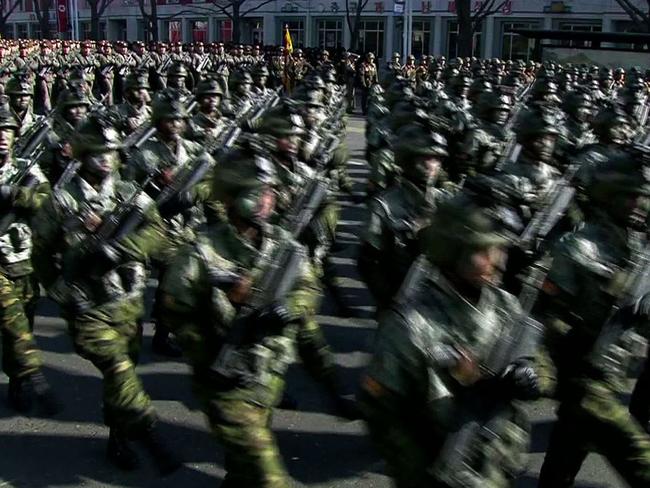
537 407 589 488
151 263 182 358
25 274 39 332
70 312 156 435
0 274 45 411
208 398 290 488
630 351 650 429
581 384 650 486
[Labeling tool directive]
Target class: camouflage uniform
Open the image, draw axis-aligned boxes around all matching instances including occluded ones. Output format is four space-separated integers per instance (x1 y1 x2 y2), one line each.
32 113 179 473
5 75 41 138
359 124 448 307
359 195 540 488
536 151 650 487
0 107 56 413
186 78 228 145
160 156 321 487
359 53 378 115
110 72 152 136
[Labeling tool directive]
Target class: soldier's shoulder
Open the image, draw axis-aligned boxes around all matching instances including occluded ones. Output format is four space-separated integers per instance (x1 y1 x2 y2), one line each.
553 225 615 278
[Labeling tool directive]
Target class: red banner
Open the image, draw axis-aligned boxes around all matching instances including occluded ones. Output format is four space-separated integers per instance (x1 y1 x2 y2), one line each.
56 0 68 34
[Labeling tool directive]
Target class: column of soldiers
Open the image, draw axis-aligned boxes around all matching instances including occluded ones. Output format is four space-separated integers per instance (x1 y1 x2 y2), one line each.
359 55 650 488
0 37 365 486
3 34 650 487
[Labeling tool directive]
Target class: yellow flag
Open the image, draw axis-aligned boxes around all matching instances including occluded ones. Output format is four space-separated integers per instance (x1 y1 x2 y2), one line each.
283 24 293 54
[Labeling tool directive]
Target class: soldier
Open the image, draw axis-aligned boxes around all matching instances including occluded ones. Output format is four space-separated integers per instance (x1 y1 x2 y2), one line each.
96 41 116 106
358 124 448 311
0 105 59 415
401 54 417 84
111 71 152 136
359 52 378 115
287 49 311 93
344 52 358 113
165 62 191 96
32 112 180 473
386 52 401 78
125 91 206 358
186 77 228 144
227 70 255 116
32 41 59 114
454 91 514 181
270 46 286 89
251 64 272 98
359 194 541 488
159 154 320 487
555 89 595 168
5 74 39 137
536 149 650 487
39 87 91 185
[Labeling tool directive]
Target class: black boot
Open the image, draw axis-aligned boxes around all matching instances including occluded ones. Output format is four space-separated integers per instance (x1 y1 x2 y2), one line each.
107 428 140 471
8 376 32 413
8 372 61 416
140 425 182 476
152 328 183 358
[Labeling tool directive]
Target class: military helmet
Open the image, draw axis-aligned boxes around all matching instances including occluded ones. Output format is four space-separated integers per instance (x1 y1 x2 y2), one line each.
152 90 189 122
212 152 277 205
562 89 593 113
477 91 512 119
392 123 447 161
580 147 650 204
57 87 91 108
195 77 224 97
253 65 269 77
515 109 561 143
124 71 150 91
391 52 400 61
0 106 19 131
167 62 188 78
300 89 325 108
591 105 630 138
230 70 253 86
5 75 33 96
421 194 511 267
71 112 122 158
303 73 326 91
257 111 305 137
450 74 472 89
322 69 337 84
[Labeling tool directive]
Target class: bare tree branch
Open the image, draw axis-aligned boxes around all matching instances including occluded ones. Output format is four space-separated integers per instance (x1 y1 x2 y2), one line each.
614 0 650 31
1 0 21 22
472 0 506 25
240 0 275 17
210 0 234 19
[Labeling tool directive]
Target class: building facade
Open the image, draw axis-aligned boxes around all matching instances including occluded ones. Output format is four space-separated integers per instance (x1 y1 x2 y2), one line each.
3 0 647 61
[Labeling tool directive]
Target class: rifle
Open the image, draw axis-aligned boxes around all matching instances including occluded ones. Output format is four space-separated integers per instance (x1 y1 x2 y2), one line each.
430 265 544 486
157 55 173 77
14 114 53 160
518 162 580 253
118 52 134 77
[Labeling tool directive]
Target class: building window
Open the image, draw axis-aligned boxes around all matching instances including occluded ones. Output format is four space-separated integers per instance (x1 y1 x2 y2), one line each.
80 21 105 40
317 19 342 49
447 20 482 58
502 22 537 60
4 23 14 38
358 19 384 57
411 20 431 57
165 20 181 42
220 19 232 42
191 19 208 42
284 20 305 47
558 21 602 48
16 23 27 38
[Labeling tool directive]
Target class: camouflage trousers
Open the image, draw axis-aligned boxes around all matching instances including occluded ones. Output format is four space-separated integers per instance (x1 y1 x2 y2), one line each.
0 273 43 379
69 298 156 435
539 380 650 487
206 398 291 488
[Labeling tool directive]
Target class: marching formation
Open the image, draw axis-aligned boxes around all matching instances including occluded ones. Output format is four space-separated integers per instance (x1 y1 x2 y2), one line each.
0 36 649 488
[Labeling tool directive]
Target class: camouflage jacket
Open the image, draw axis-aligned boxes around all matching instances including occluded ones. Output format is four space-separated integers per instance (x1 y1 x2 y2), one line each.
360 180 446 306
160 221 320 407
186 111 229 145
457 121 512 177
0 156 49 276
360 264 532 485
38 113 78 185
540 213 650 395
111 102 151 135
32 174 166 309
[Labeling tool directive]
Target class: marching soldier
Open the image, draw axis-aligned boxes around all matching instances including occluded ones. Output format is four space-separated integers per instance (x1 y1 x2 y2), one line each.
32 112 180 473
111 71 152 135
5 74 40 137
0 105 59 416
186 77 228 144
359 52 378 115
359 194 541 488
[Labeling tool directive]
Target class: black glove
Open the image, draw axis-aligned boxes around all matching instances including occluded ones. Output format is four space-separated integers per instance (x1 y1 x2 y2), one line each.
158 191 194 218
254 302 294 334
206 267 241 292
0 184 16 206
501 360 540 401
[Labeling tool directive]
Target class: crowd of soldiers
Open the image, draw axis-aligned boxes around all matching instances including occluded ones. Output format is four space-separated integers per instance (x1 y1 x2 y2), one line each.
0 35 649 487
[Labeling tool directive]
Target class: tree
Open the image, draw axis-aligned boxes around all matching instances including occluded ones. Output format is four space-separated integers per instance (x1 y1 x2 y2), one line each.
614 0 650 32
345 0 370 53
32 0 52 39
210 0 274 44
455 0 506 57
87 0 116 40
137 0 159 42
0 0 21 38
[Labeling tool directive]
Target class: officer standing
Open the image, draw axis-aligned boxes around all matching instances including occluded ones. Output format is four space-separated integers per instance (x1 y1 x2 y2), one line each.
359 52 378 115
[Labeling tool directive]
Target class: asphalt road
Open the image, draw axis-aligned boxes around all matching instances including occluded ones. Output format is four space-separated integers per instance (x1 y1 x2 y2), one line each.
0 115 627 488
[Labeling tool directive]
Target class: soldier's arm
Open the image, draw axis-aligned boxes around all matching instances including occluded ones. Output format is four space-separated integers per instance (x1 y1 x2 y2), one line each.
112 203 169 264
357 200 394 304
13 180 51 213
